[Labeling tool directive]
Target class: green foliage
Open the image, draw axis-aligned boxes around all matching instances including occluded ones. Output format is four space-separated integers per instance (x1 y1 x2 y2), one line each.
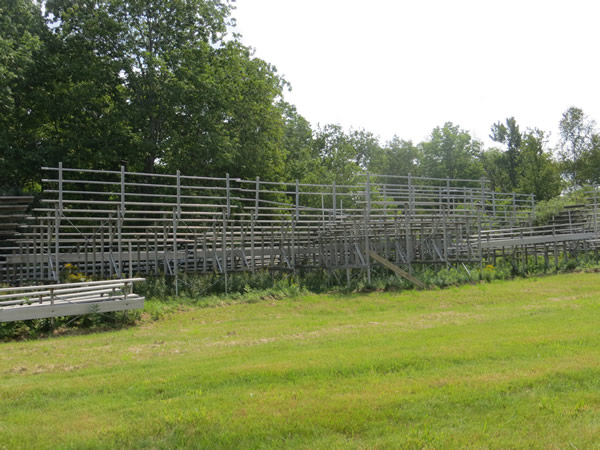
0 0 289 191
490 117 522 189
421 122 483 180
484 118 562 200
1 2 598 210
0 309 139 341
280 102 315 181
306 124 363 185
533 186 594 225
517 129 562 200
0 0 51 190
368 136 421 180
5 249 600 340
558 106 600 187
135 271 306 303
481 147 512 192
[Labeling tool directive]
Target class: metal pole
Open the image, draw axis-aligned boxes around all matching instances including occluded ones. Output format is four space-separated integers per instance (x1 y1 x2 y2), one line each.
54 205 60 282
176 170 182 220
332 182 337 221
365 173 371 285
222 211 228 295
226 173 231 218
173 207 178 296
58 162 63 214
251 176 259 272
594 186 598 236
118 165 125 278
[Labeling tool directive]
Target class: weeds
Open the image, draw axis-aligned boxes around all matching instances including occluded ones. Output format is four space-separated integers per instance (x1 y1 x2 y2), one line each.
0 310 140 341
4 251 600 340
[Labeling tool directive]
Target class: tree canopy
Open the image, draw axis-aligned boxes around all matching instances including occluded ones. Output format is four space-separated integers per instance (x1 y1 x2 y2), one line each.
0 1 596 205
1 0 288 188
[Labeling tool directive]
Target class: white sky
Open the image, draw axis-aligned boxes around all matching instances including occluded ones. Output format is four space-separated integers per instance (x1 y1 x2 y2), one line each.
233 0 600 148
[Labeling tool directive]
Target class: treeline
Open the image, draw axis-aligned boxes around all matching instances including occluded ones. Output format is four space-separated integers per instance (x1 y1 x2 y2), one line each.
2 1 600 201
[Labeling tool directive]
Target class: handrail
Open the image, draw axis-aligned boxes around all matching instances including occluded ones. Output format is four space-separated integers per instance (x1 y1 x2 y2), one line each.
0 278 145 294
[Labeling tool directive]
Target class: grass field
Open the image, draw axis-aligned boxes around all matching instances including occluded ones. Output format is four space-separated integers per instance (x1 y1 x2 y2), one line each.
2 272 600 448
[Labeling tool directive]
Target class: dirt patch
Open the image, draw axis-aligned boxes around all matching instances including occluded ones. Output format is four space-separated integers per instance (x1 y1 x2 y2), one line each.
202 311 481 348
7 363 83 375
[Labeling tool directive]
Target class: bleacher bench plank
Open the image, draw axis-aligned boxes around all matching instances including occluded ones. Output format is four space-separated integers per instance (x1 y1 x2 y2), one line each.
0 278 145 323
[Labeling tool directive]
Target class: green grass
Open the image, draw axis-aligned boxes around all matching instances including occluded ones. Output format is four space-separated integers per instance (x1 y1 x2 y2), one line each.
2 272 600 448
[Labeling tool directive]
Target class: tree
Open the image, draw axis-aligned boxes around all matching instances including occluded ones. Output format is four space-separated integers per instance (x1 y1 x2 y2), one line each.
349 129 380 170
45 0 236 172
162 40 288 180
480 148 512 192
0 0 288 187
368 136 421 182
421 122 483 180
0 0 44 112
558 106 600 187
279 102 315 182
517 129 561 200
490 117 522 190
0 0 48 191
308 124 362 185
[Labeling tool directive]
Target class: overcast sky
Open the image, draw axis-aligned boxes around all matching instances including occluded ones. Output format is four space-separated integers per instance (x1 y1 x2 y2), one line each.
233 0 600 147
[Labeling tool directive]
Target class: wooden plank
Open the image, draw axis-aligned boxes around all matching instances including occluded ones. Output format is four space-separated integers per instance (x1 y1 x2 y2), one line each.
368 249 427 289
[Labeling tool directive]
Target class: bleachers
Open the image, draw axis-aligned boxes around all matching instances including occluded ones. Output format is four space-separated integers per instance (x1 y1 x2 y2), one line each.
0 278 145 322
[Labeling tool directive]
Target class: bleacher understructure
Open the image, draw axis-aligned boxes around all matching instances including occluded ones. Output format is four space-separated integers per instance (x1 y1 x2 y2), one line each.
1 165 599 289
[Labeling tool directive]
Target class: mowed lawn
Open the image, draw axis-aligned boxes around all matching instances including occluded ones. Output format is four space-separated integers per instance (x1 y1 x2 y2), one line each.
2 273 600 448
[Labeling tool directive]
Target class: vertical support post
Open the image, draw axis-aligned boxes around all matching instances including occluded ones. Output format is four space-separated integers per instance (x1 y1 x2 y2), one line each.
443 204 448 267
251 176 259 272
230 213 235 273
176 170 182 220
226 173 231 218
407 173 414 275
58 162 64 214
175 170 181 295
100 219 105 278
173 207 178 296
479 177 485 274
408 173 414 217
332 182 337 221
530 193 535 225
46 213 52 280
54 205 60 282
480 177 486 227
295 180 300 223
118 165 125 278
344 222 350 288
365 173 371 285
128 241 133 279
594 186 598 236
293 180 299 274
321 194 325 231
222 211 228 295
492 190 496 227
446 176 450 211
383 184 387 216
54 162 64 283
478 210 483 276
